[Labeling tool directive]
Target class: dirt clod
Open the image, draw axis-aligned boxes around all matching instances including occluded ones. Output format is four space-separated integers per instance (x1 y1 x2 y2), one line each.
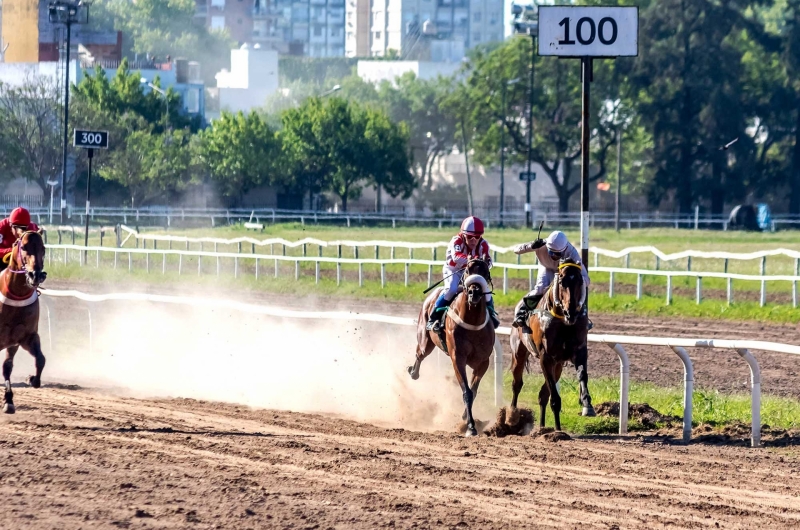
485 406 535 437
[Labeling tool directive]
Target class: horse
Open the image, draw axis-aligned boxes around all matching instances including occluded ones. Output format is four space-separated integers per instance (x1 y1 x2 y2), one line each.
407 258 495 437
0 231 47 414
509 258 595 431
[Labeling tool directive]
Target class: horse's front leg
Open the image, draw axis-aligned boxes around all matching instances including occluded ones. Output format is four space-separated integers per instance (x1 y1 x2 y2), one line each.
510 332 530 409
541 359 564 431
574 346 595 417
462 357 490 420
452 351 477 437
408 333 435 381
3 346 19 414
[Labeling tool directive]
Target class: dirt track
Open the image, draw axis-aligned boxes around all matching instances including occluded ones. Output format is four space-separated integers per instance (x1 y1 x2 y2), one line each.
3 385 800 529
4 280 797 529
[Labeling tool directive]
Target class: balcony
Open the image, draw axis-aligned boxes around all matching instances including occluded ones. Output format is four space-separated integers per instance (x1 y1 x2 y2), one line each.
252 6 279 18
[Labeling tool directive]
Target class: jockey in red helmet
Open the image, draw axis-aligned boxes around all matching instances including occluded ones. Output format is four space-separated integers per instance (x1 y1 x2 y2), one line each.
426 216 500 332
0 208 40 271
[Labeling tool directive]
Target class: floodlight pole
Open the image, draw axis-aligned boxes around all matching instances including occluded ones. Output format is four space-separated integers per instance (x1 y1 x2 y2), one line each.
580 56 592 270
525 35 535 228
60 20 72 224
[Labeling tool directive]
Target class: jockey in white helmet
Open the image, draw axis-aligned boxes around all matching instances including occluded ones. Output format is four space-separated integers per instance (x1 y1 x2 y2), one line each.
512 230 591 332
426 216 500 332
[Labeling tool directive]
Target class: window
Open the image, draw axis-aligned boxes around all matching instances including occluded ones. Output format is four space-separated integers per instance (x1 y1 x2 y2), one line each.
489 14 497 25
185 88 200 114
210 16 225 30
314 25 323 36
375 31 381 39
473 32 480 42
473 12 481 22
211 0 225 7
331 27 341 37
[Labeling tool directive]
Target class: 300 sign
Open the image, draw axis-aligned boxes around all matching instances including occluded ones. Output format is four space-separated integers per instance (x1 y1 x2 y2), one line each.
539 6 638 57
73 129 109 149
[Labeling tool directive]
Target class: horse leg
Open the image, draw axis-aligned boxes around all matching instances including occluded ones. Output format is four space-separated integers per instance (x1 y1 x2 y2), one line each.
408 336 435 381
462 358 490 420
550 363 565 431
21 334 45 389
539 359 563 431
3 346 19 414
452 353 477 437
510 338 529 409
574 347 595 417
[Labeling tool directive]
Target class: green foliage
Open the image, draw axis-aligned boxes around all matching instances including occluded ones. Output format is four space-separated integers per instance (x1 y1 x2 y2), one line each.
278 57 358 86
198 111 281 205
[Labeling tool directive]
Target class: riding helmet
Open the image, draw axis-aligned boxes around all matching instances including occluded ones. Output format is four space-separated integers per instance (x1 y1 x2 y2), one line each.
545 231 568 252
9 207 30 227
460 216 484 236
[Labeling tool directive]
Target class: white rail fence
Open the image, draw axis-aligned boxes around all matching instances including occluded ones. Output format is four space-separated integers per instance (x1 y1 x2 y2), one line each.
39 288 800 447
44 244 800 308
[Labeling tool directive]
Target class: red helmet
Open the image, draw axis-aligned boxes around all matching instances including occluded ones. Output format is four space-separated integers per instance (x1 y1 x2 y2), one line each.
9 207 30 227
460 216 484 237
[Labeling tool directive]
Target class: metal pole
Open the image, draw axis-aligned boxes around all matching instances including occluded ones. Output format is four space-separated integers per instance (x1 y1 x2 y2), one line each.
499 83 507 228
525 35 535 228
615 128 621 232
60 20 72 224
580 57 592 269
83 149 93 259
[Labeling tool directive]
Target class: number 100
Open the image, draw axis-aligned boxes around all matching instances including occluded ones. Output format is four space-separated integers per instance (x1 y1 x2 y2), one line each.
558 16 618 46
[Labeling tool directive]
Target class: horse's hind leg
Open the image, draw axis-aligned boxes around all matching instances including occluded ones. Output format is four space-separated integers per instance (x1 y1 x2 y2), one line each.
21 334 45 389
510 337 529 409
2 346 19 414
452 354 477 437
539 360 564 430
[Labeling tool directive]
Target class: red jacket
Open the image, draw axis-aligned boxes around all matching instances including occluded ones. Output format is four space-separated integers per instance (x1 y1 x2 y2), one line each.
444 234 492 271
0 218 39 257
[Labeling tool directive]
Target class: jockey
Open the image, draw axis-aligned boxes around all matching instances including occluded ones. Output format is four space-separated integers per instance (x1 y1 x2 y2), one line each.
0 207 40 270
425 216 500 332
512 230 591 331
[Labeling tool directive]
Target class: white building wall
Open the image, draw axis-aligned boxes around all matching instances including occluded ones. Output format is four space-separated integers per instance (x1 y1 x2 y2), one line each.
215 47 279 113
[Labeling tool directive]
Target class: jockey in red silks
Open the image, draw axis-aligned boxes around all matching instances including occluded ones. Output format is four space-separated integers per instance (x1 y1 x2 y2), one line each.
0 207 40 271
425 216 500 332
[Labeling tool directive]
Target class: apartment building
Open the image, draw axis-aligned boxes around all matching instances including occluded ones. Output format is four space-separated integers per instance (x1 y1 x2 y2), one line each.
196 0 345 57
346 0 504 60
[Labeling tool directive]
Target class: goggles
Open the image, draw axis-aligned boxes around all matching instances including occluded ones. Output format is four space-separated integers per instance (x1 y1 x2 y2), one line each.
463 233 481 241
547 249 563 261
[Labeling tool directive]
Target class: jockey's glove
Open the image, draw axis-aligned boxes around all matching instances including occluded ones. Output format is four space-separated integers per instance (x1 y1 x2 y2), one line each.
513 239 546 255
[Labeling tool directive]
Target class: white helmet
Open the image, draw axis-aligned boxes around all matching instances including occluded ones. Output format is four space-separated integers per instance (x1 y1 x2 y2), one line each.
545 231 569 253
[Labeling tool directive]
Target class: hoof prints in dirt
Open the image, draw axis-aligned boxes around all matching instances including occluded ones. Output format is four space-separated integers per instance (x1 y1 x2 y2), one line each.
485 406 535 437
595 402 681 428
535 428 572 442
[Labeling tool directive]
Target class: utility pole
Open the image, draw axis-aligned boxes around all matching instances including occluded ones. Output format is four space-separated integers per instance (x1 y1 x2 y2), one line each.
615 128 622 232
499 78 520 228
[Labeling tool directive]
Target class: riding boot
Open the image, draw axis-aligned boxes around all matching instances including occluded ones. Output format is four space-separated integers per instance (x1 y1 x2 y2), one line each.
426 293 450 332
585 307 594 331
486 299 500 329
513 294 543 333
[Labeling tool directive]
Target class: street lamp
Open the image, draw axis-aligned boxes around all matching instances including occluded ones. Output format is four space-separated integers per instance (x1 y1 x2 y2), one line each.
512 3 539 228
49 0 91 223
499 77 520 228
141 78 169 130
320 84 341 97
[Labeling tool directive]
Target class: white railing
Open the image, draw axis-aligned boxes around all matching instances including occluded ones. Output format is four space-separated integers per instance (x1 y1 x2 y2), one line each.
39 288 800 447
44 244 800 308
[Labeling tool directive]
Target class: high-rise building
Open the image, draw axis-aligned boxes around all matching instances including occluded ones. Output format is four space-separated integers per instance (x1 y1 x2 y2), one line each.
346 0 504 60
196 0 345 57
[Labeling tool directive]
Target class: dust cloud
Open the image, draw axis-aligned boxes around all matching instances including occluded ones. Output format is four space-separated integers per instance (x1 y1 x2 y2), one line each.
34 298 494 432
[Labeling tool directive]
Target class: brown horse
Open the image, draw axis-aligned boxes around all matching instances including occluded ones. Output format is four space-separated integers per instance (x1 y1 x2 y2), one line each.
408 258 495 436
509 259 595 431
0 231 47 414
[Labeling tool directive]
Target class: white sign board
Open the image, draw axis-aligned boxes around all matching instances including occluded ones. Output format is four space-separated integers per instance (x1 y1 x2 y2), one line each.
538 6 638 57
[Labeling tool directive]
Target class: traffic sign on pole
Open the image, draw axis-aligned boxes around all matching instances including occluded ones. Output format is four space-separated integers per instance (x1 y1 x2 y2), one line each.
519 171 536 182
73 129 109 149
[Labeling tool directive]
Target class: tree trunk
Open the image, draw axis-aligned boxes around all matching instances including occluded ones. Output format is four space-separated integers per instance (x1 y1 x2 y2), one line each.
791 102 800 214
341 189 348 212
678 87 694 214
710 155 725 218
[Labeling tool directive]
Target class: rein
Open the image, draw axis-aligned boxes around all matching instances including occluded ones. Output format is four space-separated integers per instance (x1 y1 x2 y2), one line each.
546 262 585 321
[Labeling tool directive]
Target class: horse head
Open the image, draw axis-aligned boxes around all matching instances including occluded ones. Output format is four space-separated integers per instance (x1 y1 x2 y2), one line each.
553 258 585 325
13 231 47 288
463 257 491 308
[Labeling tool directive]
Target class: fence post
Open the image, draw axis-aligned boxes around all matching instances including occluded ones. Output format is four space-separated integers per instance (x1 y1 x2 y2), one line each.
696 277 702 304
687 256 692 271
381 264 386 288
793 280 798 309
315 261 320 284
375 245 379 259
162 253 166 274
358 263 363 287
146 252 150 274
516 254 521 265
760 280 766 307
636 274 642 300
178 254 182 275
295 260 299 281
727 277 733 305
252 243 256 254
337 263 341 285
197 255 201 275
428 264 432 286
303 243 307 257
625 254 630 268
594 252 598 268
255 257 259 280
609 271 615 298
404 263 409 287
503 267 508 295
432 247 436 261
666 275 672 305
274 259 279 278
655 256 660 270
760 256 766 276
391 247 395 259
724 258 728 273
235 257 239 278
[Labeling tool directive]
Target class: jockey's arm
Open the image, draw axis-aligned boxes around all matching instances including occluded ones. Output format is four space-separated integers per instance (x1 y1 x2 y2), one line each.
447 238 469 268
480 240 493 268
513 239 545 255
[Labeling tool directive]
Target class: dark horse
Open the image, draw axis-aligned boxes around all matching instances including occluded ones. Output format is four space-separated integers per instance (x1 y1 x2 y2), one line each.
0 231 47 414
408 258 495 436
509 258 595 431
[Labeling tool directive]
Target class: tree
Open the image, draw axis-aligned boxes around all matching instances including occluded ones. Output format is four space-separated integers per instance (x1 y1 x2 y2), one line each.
198 111 281 206
280 97 414 211
0 76 62 192
453 37 618 212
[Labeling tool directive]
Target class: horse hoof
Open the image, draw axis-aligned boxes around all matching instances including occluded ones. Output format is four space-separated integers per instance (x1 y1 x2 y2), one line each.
28 376 41 389
407 366 419 380
464 428 478 437
582 406 596 417
3 403 15 414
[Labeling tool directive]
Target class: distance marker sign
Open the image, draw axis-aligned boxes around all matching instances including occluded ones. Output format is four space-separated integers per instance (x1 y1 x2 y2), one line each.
73 129 109 149
538 6 638 57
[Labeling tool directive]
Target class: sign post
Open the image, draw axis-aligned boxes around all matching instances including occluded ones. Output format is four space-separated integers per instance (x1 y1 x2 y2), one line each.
73 129 109 254
538 5 638 269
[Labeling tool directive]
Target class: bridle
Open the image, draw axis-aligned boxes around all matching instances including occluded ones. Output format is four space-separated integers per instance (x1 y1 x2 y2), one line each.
461 259 492 307
549 262 585 323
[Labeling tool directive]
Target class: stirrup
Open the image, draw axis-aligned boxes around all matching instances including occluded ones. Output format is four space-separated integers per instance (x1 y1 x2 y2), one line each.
587 318 594 331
